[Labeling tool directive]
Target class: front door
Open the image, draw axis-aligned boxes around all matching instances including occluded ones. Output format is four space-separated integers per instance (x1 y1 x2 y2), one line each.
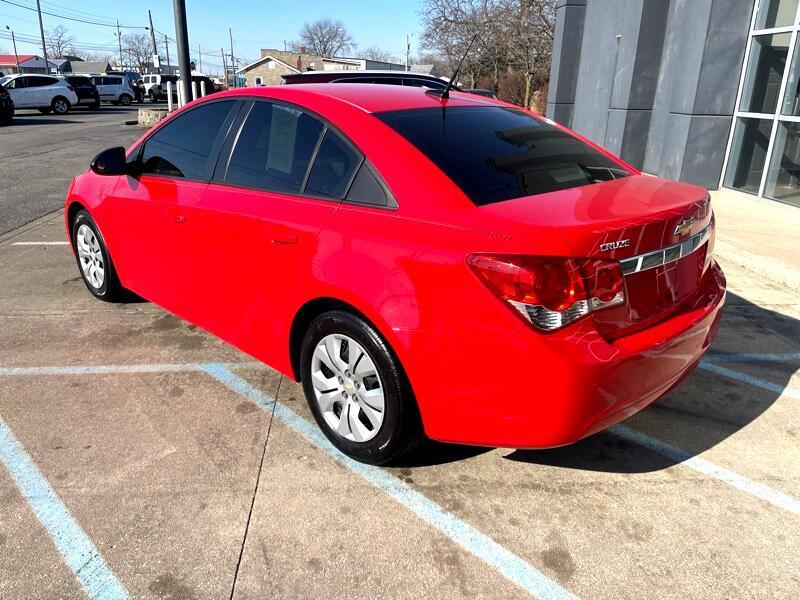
96 99 240 316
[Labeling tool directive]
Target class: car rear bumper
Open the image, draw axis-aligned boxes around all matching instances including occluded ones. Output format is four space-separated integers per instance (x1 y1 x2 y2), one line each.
413 259 726 448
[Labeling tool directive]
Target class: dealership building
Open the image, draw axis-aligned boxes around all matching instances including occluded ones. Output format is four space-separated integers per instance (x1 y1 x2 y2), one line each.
547 0 800 208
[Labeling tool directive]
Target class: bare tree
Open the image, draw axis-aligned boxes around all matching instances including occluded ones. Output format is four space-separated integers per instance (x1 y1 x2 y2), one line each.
122 32 152 72
46 25 74 58
359 46 398 63
418 0 556 106
291 18 354 57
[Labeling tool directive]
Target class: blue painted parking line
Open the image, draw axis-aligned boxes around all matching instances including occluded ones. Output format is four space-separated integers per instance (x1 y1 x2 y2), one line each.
0 362 258 377
699 361 800 400
705 352 800 363
201 363 577 600
0 416 129 600
611 424 800 518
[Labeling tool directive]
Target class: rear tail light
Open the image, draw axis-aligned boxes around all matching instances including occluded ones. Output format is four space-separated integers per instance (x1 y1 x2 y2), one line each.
67 85 75 92
467 254 625 331
0 89 8 97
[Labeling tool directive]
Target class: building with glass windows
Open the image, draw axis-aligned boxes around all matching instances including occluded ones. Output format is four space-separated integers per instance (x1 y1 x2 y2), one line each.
547 0 800 207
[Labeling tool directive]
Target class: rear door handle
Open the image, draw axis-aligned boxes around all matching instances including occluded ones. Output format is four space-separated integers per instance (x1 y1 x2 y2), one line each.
174 214 186 224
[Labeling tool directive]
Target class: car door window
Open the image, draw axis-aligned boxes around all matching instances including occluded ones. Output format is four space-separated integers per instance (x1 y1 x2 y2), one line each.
141 100 237 180
305 129 360 199
224 101 324 193
5 77 25 89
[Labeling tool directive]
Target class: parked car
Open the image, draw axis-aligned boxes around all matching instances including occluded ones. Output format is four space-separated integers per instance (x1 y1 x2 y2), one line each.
282 70 456 92
107 71 145 103
65 84 725 465
142 74 178 102
89 75 135 105
0 74 78 114
62 75 100 109
463 88 498 99
0 82 14 125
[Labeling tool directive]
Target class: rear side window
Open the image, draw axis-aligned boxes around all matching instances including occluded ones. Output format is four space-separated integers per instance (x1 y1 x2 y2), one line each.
141 100 236 179
345 162 394 207
29 76 57 87
305 130 360 198
224 101 324 193
104 77 123 86
376 106 630 206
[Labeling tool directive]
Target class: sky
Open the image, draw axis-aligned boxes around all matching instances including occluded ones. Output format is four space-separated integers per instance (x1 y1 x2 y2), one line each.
0 0 425 75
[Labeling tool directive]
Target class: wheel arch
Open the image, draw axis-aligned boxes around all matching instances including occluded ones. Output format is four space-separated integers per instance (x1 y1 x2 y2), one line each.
288 296 405 384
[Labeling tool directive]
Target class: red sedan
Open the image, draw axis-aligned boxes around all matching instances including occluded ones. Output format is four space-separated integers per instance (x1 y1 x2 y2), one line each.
65 84 725 464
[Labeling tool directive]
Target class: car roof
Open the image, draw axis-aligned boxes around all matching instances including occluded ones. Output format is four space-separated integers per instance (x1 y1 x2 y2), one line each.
216 82 500 114
288 70 445 79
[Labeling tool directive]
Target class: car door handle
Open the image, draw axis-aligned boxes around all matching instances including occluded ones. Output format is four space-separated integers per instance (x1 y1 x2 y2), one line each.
271 233 298 245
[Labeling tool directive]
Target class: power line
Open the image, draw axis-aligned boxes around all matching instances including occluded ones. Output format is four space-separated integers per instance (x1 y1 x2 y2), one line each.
0 0 147 29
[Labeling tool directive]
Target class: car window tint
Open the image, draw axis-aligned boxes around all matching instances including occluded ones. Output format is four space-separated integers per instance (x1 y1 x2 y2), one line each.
305 130 360 199
225 101 324 193
403 78 444 89
376 106 631 206
29 76 54 87
5 77 24 89
142 100 236 179
345 162 391 207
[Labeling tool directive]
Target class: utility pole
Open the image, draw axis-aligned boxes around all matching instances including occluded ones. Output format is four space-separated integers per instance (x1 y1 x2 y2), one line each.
229 28 235 88
283 40 286 52
165 34 171 74
405 34 410 71
34 0 49 73
220 47 227 87
5 26 19 73
148 10 160 73
116 21 123 68
198 44 202 73
172 0 191 101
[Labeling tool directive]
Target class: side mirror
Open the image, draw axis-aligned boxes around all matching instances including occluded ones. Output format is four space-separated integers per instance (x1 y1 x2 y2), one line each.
90 147 131 176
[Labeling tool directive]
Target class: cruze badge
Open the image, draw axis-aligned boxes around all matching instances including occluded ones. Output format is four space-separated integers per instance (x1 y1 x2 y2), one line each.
674 217 695 237
599 239 630 252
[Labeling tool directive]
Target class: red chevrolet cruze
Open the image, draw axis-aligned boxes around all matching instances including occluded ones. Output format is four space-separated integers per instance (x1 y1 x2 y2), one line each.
65 84 726 464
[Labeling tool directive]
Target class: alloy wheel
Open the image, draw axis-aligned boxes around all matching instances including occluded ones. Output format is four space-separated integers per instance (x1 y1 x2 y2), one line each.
75 224 104 289
120 95 131 106
53 99 68 114
311 333 385 442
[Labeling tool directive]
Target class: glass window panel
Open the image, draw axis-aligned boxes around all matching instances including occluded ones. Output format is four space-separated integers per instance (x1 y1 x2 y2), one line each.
755 0 798 29
724 118 773 194
739 33 791 114
783 37 800 114
764 121 800 206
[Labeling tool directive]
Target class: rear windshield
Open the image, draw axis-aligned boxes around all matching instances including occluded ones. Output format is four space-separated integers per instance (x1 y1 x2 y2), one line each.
375 106 630 206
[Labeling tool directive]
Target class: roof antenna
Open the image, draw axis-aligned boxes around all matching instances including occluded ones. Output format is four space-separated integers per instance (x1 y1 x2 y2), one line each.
429 32 478 100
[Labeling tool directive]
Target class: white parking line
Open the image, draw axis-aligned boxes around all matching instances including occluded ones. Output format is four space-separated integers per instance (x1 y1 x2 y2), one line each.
10 241 70 246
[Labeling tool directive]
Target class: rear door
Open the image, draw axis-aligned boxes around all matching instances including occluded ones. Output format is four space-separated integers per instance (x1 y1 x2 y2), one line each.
179 99 359 361
97 99 240 313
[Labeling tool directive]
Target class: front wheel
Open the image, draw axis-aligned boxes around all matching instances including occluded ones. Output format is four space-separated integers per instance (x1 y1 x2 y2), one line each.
300 310 422 465
51 97 70 115
71 210 127 302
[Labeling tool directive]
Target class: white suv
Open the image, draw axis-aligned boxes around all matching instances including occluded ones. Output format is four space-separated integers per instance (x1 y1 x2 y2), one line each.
141 74 178 102
0 74 79 115
88 75 135 105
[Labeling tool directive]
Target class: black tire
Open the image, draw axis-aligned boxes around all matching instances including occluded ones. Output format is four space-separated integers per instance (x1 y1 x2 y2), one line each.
38 107 51 115
300 310 422 465
51 96 70 115
0 116 11 126
148 90 157 103
89 102 100 110
119 94 132 106
70 210 127 302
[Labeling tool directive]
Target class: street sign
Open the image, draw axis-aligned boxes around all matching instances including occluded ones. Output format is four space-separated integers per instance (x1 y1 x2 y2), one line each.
152 54 161 68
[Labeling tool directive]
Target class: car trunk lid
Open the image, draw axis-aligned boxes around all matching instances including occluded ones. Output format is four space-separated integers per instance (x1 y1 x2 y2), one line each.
480 175 714 340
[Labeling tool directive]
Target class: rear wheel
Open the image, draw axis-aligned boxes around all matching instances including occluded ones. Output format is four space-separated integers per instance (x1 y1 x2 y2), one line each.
300 310 422 465
148 90 157 103
51 97 70 115
119 94 132 106
89 101 100 110
71 210 127 302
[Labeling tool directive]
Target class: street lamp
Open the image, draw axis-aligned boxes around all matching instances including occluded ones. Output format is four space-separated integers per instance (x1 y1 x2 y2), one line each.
5 26 19 73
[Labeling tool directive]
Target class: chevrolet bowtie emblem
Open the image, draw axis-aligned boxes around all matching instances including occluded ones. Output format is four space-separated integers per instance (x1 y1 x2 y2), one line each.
674 217 694 237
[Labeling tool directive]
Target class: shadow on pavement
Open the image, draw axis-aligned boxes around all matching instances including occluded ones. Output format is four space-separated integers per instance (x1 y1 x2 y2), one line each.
8 117 84 126
403 292 798 471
